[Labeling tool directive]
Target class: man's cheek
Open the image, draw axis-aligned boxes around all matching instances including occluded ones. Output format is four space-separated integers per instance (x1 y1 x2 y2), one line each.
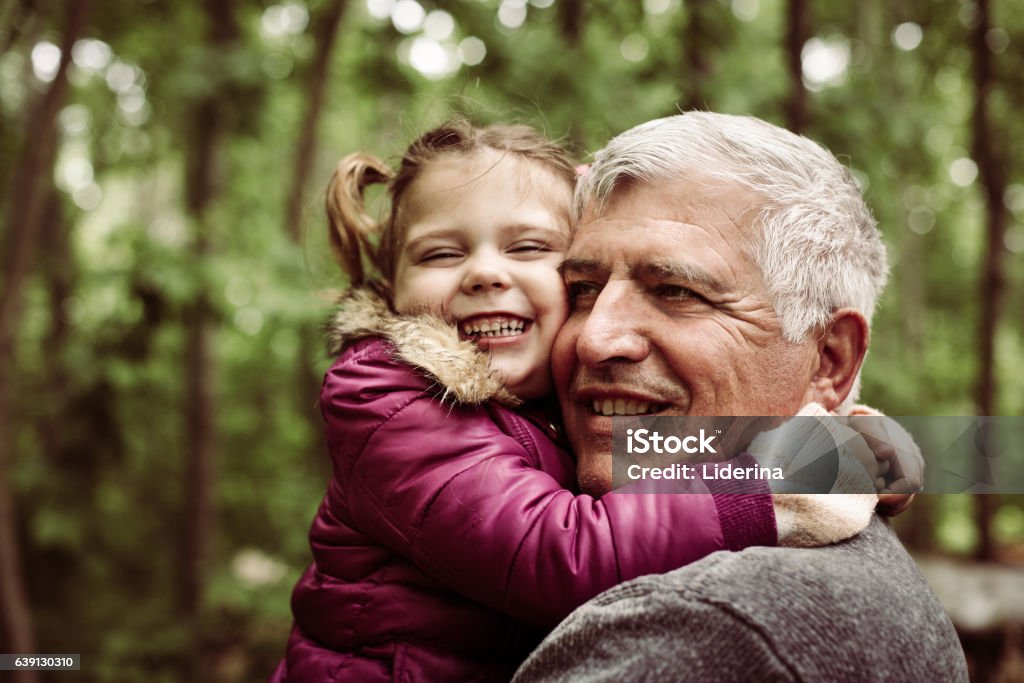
550 328 578 387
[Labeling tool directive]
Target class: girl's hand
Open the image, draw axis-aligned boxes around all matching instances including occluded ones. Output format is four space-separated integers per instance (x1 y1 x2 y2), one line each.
839 413 923 517
747 413 879 492
877 492 916 516
840 415 924 494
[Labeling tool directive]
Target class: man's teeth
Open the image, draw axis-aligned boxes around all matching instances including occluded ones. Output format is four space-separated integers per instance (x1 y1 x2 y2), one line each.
461 317 526 337
591 399 665 416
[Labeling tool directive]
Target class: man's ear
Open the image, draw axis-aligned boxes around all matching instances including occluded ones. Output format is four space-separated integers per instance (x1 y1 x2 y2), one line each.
804 308 869 411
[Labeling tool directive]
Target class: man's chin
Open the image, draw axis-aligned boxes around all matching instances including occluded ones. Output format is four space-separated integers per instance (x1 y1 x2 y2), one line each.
576 456 613 497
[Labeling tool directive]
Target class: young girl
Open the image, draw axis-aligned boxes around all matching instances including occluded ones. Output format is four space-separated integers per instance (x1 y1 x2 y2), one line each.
272 121 892 682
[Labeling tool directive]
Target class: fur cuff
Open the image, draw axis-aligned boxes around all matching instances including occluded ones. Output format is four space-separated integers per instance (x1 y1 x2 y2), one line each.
774 493 876 547
325 287 520 406
760 402 877 546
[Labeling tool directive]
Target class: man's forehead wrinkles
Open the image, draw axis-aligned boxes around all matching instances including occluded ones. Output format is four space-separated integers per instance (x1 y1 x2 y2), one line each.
654 181 757 236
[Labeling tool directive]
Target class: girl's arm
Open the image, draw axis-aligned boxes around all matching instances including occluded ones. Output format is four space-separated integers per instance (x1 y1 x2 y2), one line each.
326 341 823 630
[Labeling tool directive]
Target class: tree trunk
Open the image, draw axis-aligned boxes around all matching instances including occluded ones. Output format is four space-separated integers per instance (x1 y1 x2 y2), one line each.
36 185 72 464
969 0 1006 561
555 0 586 151
177 0 238 672
0 0 36 58
282 0 350 458
680 0 712 111
784 0 811 133
557 0 584 48
0 4 90 680
283 0 349 242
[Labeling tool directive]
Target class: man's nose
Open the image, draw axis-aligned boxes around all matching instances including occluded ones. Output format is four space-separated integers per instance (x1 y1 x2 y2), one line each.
461 251 512 294
575 284 650 367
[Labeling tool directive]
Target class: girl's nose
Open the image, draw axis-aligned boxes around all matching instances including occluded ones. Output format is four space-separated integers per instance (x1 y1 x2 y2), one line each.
461 255 512 294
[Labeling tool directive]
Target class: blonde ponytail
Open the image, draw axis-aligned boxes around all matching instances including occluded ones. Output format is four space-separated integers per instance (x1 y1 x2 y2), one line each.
325 153 394 286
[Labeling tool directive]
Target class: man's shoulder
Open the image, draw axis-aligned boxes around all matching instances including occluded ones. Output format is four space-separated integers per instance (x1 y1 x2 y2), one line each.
561 516 968 682
596 516 907 593
673 515 923 604
656 517 952 626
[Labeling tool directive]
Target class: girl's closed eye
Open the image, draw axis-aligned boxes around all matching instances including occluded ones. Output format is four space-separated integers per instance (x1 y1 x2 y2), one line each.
508 239 553 255
419 248 464 263
506 229 569 258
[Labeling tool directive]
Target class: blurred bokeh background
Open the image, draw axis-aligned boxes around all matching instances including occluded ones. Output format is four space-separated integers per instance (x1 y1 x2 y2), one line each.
0 0 1022 681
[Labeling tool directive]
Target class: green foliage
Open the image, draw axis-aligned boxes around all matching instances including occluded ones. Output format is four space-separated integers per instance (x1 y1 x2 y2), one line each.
2 0 1022 680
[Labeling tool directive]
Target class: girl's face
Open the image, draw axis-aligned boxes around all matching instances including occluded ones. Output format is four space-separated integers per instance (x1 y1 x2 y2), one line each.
392 150 572 399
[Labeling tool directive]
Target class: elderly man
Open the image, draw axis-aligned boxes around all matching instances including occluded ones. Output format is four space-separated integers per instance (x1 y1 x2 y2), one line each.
514 113 967 682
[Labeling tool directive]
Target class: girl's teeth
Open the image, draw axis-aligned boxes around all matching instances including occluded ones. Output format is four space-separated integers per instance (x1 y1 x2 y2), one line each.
462 317 526 337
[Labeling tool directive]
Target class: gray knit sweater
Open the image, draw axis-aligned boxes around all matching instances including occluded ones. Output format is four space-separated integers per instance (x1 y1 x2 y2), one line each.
513 516 967 682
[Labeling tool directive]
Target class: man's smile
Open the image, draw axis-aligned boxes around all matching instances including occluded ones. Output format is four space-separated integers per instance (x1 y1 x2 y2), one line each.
589 398 668 416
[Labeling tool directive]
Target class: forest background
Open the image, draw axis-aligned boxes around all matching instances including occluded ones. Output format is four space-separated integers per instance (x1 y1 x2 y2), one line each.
1 0 1022 681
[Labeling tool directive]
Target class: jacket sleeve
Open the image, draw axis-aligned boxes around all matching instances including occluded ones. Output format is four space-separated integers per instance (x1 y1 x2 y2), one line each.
325 343 776 630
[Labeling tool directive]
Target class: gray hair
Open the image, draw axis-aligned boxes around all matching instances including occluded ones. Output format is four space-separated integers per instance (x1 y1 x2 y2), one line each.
576 112 889 344
576 113 889 408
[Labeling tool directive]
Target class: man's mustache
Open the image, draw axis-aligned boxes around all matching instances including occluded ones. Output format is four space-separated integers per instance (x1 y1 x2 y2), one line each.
569 367 685 403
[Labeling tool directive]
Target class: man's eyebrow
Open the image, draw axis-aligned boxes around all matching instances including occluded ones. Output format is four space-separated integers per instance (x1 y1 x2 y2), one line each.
633 260 727 294
558 258 606 278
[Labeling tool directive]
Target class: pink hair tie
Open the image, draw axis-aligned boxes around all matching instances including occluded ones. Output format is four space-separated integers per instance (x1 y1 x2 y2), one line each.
575 164 590 177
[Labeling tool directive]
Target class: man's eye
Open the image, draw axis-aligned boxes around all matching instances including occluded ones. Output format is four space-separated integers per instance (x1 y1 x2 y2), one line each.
567 281 601 308
654 284 704 303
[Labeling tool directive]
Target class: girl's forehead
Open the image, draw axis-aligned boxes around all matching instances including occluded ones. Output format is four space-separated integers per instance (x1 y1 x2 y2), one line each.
401 150 573 224
420 149 569 192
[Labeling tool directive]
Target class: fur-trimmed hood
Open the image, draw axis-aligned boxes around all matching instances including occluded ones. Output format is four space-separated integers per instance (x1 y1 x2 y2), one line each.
325 286 519 406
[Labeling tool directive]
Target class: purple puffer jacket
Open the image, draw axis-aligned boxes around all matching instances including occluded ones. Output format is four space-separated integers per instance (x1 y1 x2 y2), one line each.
272 290 776 682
